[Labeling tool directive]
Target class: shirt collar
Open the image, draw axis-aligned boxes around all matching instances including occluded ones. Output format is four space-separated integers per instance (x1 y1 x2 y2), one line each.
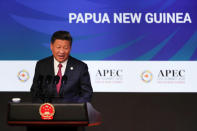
54 57 68 68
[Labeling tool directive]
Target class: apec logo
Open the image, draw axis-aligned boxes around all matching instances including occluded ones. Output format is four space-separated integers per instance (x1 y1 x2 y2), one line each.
95 69 123 83
158 70 185 78
157 69 185 83
141 70 153 83
17 69 30 82
96 69 123 77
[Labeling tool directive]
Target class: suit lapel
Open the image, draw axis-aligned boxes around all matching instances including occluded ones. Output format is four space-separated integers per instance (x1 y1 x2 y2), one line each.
49 56 55 76
59 56 73 95
64 56 73 77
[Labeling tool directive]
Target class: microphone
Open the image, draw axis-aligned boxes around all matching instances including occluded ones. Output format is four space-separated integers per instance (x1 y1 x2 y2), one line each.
53 75 60 84
37 75 44 86
48 75 60 100
31 75 44 102
43 75 53 102
62 75 67 84
59 75 67 97
45 75 53 84
34 75 44 97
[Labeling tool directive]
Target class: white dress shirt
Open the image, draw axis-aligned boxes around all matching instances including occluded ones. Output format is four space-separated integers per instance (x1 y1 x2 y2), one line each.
54 58 68 75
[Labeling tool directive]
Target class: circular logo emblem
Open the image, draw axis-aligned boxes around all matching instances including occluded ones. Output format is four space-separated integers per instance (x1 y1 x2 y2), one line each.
17 70 30 82
39 103 55 120
141 70 153 83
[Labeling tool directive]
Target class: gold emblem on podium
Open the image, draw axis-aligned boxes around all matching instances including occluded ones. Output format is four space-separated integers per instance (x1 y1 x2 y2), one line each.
39 103 55 120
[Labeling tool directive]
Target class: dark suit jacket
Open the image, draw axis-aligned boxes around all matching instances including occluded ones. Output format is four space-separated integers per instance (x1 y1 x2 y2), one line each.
30 55 93 103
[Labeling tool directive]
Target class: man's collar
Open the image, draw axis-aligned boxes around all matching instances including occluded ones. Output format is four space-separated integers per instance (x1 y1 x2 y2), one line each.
53 57 68 67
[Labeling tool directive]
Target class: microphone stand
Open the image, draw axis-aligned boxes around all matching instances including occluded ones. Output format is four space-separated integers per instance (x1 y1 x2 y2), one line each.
59 75 67 98
43 75 53 103
51 75 60 102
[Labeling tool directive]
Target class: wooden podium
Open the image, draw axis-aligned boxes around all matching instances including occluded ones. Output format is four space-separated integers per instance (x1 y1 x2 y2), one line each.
7 102 101 127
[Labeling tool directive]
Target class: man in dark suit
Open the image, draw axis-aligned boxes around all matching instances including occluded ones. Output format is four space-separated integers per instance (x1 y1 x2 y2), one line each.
30 31 93 103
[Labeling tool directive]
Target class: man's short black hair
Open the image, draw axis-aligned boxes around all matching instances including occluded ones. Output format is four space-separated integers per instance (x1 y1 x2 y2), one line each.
51 31 73 46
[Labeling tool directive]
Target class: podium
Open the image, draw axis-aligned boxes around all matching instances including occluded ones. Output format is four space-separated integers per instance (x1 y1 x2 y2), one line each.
7 102 101 127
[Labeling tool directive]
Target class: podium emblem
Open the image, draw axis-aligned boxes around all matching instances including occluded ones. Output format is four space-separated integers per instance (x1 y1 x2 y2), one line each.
39 103 55 120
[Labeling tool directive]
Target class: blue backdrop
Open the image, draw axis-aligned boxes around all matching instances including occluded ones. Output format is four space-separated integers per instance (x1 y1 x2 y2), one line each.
0 0 197 60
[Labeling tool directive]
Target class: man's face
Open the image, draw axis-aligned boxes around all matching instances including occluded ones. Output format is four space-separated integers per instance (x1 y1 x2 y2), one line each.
50 39 71 63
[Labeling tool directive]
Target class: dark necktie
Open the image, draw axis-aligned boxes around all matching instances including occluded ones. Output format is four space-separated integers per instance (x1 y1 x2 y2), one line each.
56 63 62 93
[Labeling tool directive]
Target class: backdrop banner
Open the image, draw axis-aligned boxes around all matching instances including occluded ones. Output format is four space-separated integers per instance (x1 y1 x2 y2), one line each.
0 0 197 91
1 61 196 92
